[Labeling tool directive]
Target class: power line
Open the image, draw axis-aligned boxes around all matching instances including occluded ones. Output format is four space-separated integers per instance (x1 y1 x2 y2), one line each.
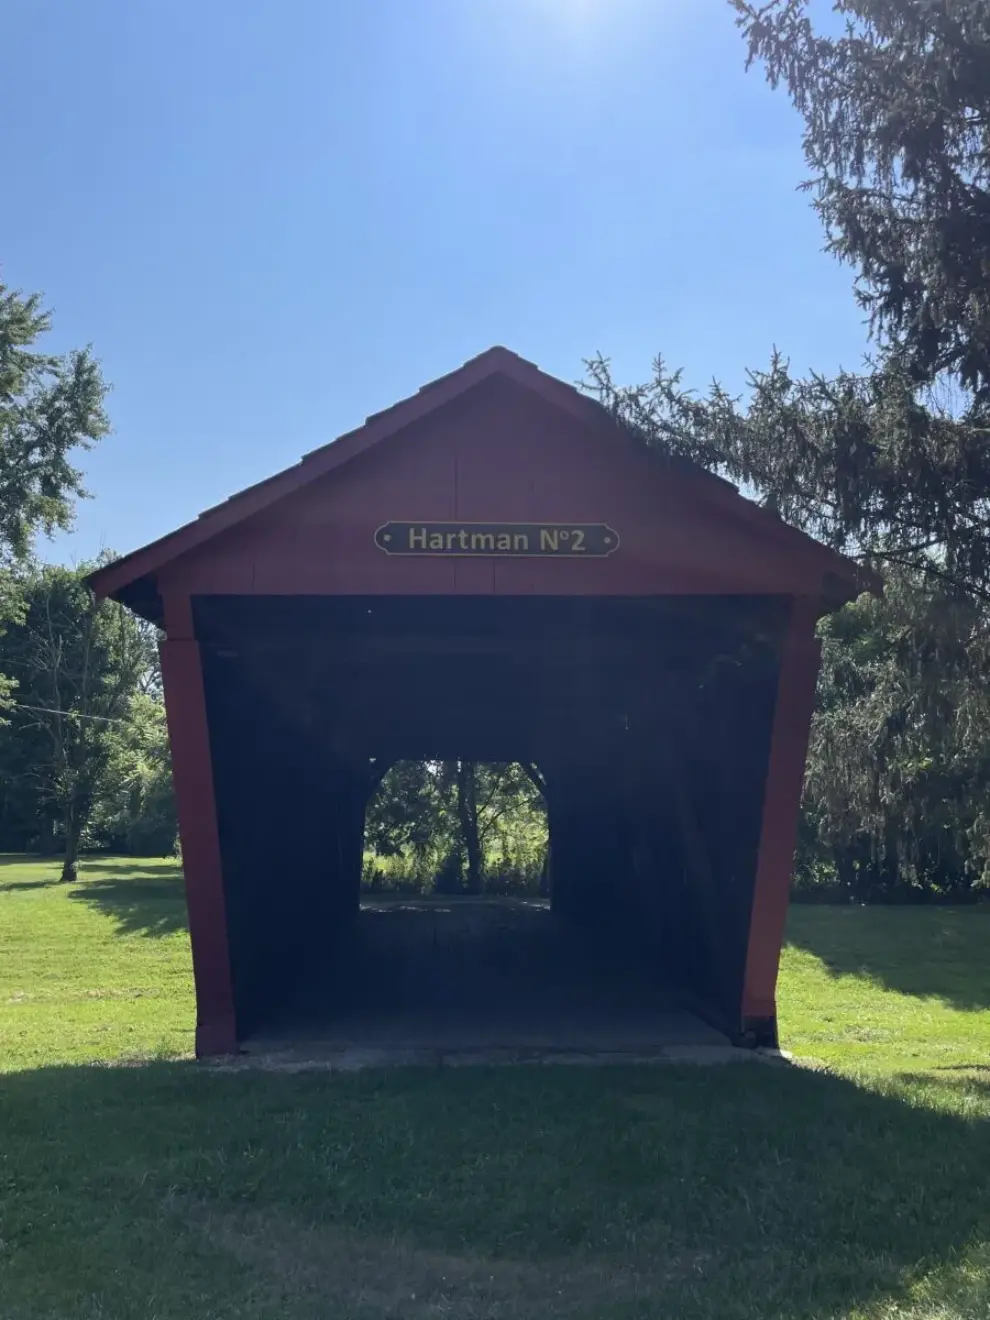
4 701 130 725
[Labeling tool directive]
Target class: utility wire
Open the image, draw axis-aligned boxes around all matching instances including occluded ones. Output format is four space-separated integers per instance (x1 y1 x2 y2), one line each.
4 701 130 725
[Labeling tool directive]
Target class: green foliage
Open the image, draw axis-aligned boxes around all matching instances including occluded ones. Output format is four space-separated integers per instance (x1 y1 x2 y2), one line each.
363 760 547 894
88 694 177 857
0 562 165 876
0 282 109 675
586 350 990 599
802 568 990 898
734 0 990 399
364 759 448 867
586 347 990 899
676 2 990 603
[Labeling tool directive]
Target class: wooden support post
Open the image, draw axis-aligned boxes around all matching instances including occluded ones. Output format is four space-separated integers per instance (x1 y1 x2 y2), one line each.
159 625 237 1057
741 597 822 1045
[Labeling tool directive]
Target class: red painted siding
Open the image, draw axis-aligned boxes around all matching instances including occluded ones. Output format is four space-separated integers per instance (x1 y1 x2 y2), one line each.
158 379 830 604
741 597 823 1029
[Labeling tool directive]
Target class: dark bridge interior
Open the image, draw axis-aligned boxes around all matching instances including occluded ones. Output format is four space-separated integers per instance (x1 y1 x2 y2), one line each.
195 594 789 1048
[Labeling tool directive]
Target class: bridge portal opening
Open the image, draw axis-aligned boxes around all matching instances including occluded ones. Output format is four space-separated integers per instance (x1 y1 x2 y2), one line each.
196 594 784 1052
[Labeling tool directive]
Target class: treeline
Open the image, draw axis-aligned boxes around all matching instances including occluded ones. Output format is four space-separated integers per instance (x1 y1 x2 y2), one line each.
5 3 990 902
0 278 174 880
799 571 990 901
3 553 987 903
0 561 176 879
364 760 548 895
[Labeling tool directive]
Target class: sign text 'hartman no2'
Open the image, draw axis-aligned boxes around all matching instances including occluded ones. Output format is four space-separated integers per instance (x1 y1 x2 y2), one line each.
374 522 620 558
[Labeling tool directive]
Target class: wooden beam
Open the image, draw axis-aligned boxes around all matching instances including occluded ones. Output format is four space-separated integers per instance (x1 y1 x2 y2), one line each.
741 597 822 1043
159 634 237 1056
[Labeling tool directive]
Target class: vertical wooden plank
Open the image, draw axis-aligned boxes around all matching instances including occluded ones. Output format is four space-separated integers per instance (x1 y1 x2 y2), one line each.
159 628 237 1056
741 597 822 1044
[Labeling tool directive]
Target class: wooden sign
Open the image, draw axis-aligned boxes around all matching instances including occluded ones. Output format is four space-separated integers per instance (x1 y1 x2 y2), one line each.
375 521 619 558
374 520 617 557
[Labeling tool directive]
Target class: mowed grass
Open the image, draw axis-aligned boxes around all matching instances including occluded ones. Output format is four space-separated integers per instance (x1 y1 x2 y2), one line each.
1 856 989 1319
782 904 990 1074
0 855 194 1069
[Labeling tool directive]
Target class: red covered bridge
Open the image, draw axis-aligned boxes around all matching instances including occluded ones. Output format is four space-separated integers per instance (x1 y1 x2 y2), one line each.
90 347 873 1057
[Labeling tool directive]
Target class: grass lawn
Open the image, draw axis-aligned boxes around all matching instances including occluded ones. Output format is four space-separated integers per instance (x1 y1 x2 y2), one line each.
1 856 989 1319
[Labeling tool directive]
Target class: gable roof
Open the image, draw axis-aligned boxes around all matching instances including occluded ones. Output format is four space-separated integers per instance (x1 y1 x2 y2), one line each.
89 346 879 612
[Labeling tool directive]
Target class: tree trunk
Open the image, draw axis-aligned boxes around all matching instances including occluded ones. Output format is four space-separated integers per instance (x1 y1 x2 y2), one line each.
37 812 57 856
456 761 483 894
60 805 82 883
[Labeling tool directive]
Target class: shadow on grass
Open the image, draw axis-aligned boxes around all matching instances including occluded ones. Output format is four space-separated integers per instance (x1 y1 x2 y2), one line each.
0 1062 987 1319
0 856 63 890
0 856 181 893
69 877 188 938
0 876 64 892
787 903 990 1011
77 860 180 878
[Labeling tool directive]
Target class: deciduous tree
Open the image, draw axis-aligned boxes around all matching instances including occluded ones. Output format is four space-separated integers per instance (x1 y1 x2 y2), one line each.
0 282 109 703
0 563 155 880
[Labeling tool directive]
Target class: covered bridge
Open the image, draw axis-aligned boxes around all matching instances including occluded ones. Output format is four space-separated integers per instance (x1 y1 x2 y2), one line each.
90 347 873 1057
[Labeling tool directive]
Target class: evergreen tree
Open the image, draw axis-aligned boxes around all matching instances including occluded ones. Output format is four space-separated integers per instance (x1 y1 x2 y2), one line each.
734 0 990 396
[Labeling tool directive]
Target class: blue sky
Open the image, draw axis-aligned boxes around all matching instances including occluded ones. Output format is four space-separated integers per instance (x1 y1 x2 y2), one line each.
2 0 867 563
